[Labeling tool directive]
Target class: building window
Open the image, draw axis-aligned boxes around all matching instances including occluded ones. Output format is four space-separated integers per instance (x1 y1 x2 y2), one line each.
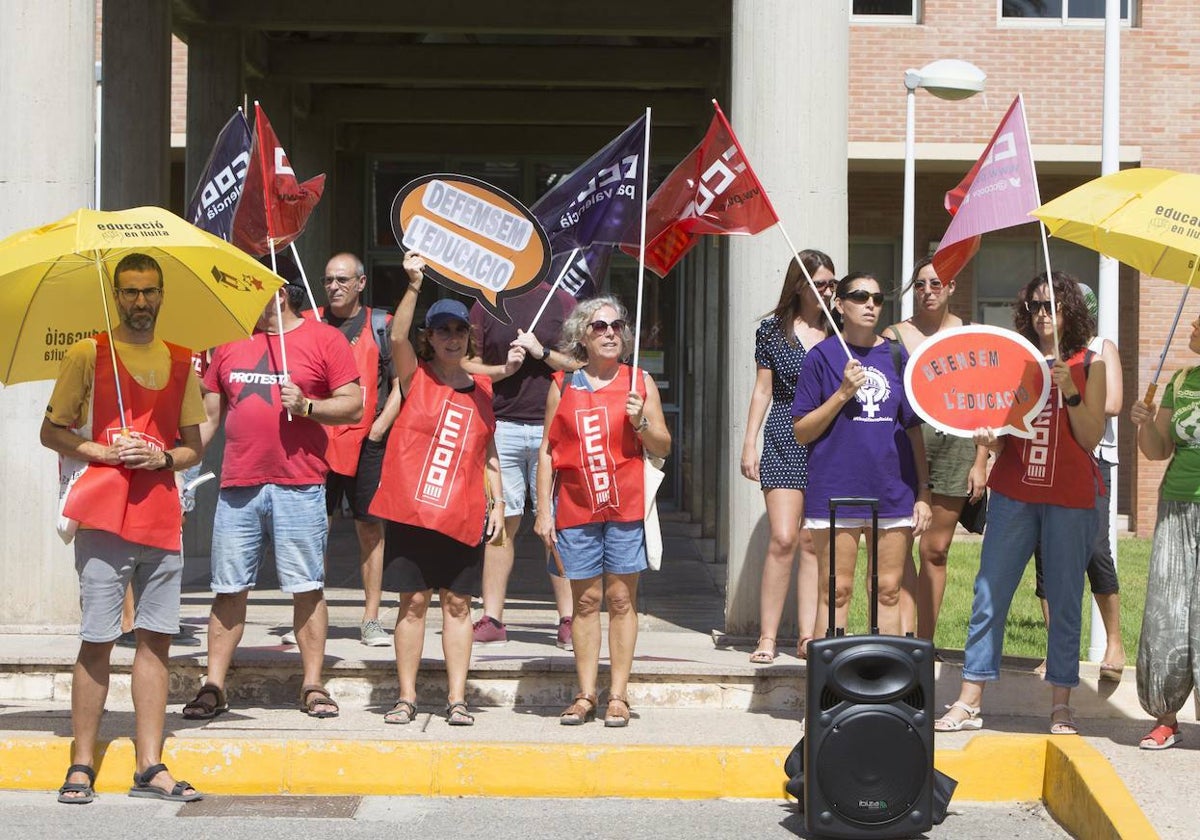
852 1 918 21
1001 0 1131 23
973 238 1100 327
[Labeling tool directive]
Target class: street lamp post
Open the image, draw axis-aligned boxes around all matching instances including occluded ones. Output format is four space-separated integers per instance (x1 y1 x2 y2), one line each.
901 59 986 319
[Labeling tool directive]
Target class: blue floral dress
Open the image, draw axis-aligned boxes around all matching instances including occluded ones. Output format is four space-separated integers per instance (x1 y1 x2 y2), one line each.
755 316 810 490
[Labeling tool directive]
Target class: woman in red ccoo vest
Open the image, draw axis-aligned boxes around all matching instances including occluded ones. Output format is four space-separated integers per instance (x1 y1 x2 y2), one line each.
534 296 671 728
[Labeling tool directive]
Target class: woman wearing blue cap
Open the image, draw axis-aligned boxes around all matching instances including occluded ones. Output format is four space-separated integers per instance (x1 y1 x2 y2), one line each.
370 251 509 727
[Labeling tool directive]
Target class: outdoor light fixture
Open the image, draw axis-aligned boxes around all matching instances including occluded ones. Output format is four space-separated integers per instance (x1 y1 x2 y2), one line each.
901 59 986 319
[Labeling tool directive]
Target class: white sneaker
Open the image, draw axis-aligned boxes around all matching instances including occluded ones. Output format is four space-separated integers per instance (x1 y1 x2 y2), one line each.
281 629 297 645
360 619 390 647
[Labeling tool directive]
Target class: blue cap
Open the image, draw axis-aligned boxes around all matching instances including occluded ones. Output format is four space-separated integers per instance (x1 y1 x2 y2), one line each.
425 298 470 329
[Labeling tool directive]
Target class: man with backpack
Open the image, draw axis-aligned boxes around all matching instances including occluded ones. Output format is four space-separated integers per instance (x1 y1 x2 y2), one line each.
317 252 401 646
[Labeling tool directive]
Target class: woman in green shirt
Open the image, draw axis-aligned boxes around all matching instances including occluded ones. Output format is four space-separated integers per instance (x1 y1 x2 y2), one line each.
1129 317 1200 750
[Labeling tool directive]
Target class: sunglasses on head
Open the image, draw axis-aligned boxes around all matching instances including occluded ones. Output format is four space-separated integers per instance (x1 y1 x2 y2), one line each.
1025 299 1054 315
586 319 627 334
841 290 885 306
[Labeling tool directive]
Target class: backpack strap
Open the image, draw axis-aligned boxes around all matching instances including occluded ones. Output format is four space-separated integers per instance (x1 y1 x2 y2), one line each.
370 307 392 367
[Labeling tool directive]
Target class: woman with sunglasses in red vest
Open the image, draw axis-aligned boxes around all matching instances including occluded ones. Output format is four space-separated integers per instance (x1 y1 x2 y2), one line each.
534 296 671 728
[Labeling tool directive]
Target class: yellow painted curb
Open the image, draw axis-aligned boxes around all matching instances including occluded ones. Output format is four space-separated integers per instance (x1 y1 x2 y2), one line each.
0 731 1156 837
1044 737 1160 840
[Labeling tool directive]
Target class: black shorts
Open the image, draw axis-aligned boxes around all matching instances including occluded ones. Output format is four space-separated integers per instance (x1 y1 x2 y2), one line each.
383 522 483 595
325 435 387 521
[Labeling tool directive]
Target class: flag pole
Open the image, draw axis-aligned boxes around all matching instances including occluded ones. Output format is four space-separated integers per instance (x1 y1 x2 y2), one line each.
528 247 579 333
288 240 321 313
709 99 852 362
94 257 129 432
1021 94 1060 359
631 107 651 376
268 236 293 420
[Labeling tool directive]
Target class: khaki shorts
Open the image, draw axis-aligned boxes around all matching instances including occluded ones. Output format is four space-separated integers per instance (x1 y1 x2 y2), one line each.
923 426 976 498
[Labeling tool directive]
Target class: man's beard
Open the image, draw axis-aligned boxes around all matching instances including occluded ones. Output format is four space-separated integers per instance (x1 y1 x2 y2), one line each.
122 309 155 333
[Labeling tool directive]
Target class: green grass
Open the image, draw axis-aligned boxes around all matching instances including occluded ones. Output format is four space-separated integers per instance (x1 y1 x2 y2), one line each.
841 537 1150 661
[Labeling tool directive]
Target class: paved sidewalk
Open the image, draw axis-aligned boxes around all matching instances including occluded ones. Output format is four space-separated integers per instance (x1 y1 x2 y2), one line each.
0 517 1194 837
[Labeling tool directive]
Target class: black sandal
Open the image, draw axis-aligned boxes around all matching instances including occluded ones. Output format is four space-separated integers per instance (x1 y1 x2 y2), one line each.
181 682 228 720
57 764 95 804
384 699 417 725
445 700 475 726
128 763 202 802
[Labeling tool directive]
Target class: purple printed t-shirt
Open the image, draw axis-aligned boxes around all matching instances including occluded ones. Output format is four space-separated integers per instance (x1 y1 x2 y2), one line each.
791 336 922 520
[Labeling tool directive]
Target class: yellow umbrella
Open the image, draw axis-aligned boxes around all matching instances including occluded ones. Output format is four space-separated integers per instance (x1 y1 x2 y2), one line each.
0 205 284 385
1032 167 1200 399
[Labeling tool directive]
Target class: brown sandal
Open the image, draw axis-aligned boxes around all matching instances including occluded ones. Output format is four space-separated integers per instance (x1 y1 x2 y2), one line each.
559 692 597 725
604 695 631 728
182 682 228 720
299 684 340 718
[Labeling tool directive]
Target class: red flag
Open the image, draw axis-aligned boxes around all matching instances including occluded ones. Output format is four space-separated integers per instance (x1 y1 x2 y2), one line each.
932 96 1040 283
623 102 779 277
231 103 325 257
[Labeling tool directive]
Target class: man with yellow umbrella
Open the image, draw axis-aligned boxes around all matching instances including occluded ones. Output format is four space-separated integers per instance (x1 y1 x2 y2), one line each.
41 253 205 804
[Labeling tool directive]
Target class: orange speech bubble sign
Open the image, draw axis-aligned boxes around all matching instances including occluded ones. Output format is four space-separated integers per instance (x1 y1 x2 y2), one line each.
391 174 551 324
903 325 1050 439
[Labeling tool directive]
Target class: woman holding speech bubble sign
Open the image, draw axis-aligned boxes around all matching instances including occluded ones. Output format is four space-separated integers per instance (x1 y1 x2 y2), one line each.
740 249 834 663
937 273 1104 736
792 272 932 638
369 251 505 728
885 257 989 644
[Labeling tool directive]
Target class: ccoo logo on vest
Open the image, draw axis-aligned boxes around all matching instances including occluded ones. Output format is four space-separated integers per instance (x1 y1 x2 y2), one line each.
417 401 475 508
577 408 620 512
391 174 551 324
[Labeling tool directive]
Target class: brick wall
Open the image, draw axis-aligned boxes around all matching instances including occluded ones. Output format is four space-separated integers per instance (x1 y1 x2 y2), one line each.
852 1 1200 534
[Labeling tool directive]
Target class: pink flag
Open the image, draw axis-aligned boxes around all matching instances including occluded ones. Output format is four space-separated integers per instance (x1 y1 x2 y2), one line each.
932 96 1039 283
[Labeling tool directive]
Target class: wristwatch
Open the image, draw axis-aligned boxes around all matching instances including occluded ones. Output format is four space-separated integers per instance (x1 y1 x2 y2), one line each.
540 346 552 361
304 399 315 416
157 451 174 471
637 415 649 432
1063 392 1082 407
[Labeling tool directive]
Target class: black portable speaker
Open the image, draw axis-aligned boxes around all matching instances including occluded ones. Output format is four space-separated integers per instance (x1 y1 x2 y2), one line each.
803 497 935 838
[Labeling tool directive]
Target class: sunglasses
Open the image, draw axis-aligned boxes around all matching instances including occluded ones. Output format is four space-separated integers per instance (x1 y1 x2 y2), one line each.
841 290 885 306
914 279 944 292
812 279 834 291
586 319 627 335
115 287 162 302
1025 299 1054 315
322 275 361 287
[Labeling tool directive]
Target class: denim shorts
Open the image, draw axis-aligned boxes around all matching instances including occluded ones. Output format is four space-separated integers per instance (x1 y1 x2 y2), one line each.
554 520 647 580
211 484 327 594
495 420 543 515
74 529 182 642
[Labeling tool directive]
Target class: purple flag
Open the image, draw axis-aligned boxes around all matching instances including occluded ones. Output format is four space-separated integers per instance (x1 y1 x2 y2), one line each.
548 245 614 301
531 115 647 252
185 109 252 242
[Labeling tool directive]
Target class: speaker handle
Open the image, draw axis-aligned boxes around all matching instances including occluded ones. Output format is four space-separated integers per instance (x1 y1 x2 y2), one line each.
828 497 879 638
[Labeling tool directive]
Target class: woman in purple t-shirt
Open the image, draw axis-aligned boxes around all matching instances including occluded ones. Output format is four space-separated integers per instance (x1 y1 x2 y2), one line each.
792 273 932 638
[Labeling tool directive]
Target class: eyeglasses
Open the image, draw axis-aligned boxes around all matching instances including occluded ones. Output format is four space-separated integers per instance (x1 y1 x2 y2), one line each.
586 319 627 335
841 290 885 306
914 279 944 292
322 275 362 287
1025 299 1054 315
115 287 162 302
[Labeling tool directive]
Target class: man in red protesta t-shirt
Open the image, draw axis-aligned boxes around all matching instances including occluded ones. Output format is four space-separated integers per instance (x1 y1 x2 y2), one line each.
186 279 362 722
42 253 205 803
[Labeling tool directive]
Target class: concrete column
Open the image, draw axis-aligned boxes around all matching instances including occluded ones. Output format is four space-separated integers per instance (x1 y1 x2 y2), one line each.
100 0 171 209
289 116 335 296
0 1 95 630
724 1 849 635
184 25 243 202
